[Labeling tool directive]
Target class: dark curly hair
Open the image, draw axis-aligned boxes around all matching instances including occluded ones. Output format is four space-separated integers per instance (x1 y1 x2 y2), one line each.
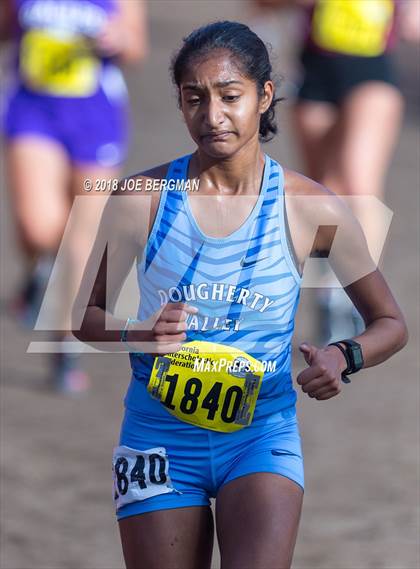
170 21 281 143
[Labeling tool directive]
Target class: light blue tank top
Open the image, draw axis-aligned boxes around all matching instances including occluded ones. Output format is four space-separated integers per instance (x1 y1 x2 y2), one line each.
125 154 302 417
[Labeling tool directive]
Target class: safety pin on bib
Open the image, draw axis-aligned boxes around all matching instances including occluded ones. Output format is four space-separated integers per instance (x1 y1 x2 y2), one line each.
150 356 171 400
234 371 260 426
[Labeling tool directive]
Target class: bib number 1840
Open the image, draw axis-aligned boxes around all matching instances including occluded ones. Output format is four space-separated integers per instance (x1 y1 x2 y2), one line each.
162 373 242 423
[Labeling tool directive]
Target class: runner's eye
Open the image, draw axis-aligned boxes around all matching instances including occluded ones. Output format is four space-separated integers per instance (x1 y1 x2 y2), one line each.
222 94 240 102
186 97 201 106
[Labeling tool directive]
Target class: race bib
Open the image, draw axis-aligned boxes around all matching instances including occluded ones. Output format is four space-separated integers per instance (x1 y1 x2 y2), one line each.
311 0 394 57
112 445 176 511
147 341 264 433
19 29 100 96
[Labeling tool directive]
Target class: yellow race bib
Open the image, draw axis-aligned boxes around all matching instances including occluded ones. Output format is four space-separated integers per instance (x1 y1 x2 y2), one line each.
19 29 100 96
147 341 264 433
312 0 394 57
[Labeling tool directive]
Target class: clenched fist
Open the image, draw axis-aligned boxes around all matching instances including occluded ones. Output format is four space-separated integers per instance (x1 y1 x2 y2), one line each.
297 343 348 400
127 302 198 356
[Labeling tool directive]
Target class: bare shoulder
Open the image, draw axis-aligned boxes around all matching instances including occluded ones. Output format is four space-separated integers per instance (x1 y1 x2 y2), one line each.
283 167 350 222
282 168 375 284
112 162 171 209
284 168 331 197
282 168 360 264
114 162 171 196
105 162 171 244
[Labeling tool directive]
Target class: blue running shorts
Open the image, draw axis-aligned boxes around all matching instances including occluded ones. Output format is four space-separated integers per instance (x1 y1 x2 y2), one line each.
114 378 304 521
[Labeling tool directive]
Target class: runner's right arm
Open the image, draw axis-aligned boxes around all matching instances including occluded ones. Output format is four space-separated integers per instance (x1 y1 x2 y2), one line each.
72 183 147 349
72 175 195 354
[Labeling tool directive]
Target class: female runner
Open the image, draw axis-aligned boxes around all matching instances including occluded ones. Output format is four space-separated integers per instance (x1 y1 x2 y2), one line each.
73 21 407 569
1 0 148 392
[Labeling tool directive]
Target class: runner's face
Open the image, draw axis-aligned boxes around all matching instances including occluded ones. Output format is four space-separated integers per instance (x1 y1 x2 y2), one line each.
179 50 273 158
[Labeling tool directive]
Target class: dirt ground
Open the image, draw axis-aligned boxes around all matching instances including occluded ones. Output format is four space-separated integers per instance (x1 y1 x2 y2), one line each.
1 2 419 568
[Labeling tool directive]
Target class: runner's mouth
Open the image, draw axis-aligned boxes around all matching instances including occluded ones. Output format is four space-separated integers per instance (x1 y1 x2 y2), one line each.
201 131 233 141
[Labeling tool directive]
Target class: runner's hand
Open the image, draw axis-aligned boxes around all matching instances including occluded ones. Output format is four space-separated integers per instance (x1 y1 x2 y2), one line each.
127 302 197 356
297 343 348 400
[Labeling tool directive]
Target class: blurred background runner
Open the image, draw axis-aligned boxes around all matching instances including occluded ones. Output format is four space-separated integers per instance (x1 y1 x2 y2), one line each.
1 0 148 393
249 0 419 343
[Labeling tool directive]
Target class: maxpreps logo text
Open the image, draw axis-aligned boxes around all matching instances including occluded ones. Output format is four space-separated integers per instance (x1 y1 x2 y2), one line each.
194 355 276 375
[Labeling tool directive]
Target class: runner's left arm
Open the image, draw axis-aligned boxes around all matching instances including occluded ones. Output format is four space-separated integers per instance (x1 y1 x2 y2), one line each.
285 170 407 399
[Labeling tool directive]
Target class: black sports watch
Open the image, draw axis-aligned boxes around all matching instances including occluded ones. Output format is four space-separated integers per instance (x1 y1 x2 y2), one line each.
328 339 364 384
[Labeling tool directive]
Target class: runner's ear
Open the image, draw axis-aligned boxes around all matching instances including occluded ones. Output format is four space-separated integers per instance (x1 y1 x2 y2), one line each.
259 80 274 114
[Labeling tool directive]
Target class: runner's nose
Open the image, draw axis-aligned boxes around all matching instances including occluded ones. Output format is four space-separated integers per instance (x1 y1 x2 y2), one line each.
203 97 225 128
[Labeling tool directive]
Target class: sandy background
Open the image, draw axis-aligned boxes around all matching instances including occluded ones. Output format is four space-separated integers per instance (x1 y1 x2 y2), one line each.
1 2 419 568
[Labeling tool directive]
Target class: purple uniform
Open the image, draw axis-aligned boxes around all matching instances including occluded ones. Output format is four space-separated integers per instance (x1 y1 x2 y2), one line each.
3 0 128 166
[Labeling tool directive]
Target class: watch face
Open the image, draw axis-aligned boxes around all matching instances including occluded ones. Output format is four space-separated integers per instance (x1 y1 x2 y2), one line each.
352 346 364 368
343 340 364 371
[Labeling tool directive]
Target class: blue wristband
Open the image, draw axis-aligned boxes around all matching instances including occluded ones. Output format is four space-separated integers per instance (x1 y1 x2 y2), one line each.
121 318 141 353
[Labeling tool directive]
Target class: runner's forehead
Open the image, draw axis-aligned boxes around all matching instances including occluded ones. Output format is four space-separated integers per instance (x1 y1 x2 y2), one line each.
179 54 248 89
181 79 244 91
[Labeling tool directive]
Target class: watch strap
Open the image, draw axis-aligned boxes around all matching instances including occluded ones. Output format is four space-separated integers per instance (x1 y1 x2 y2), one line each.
328 342 352 384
